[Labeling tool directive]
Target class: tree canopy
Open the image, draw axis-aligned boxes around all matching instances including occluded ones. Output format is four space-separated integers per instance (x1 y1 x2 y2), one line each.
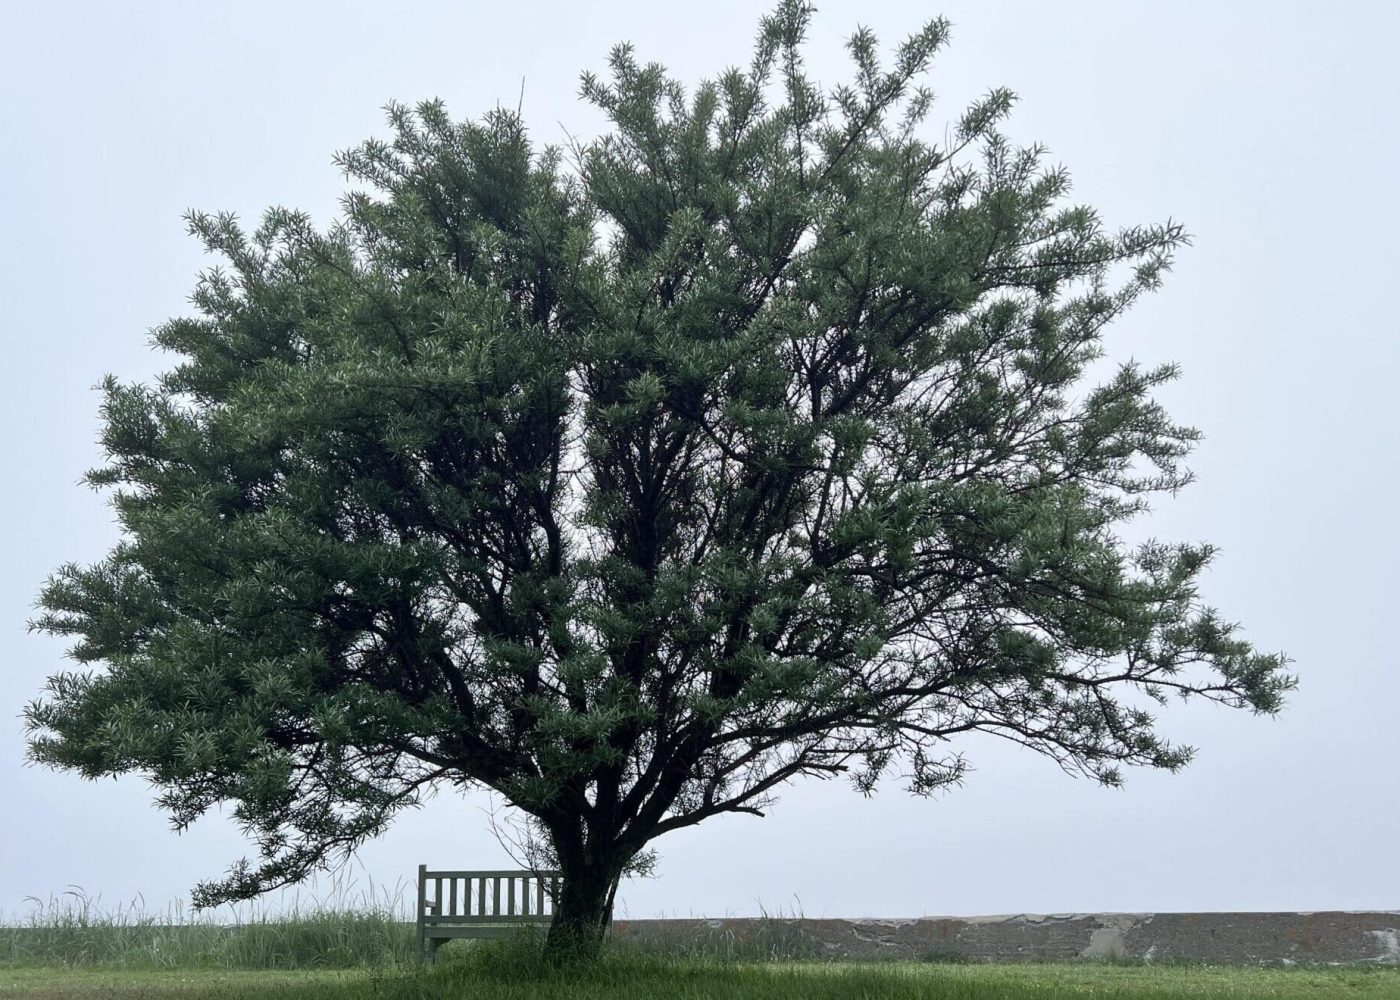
27 2 1291 954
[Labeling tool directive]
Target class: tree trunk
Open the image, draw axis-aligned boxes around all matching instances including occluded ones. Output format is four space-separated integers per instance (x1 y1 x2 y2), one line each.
545 857 620 961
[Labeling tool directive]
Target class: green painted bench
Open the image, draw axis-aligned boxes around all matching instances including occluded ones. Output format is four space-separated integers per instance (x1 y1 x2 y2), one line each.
415 865 563 963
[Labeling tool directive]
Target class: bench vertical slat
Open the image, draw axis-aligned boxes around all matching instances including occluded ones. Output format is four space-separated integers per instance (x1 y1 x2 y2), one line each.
449 877 458 917
493 876 501 916
415 864 427 964
536 876 545 914
507 875 516 916
523 876 532 916
478 875 486 916
435 877 443 917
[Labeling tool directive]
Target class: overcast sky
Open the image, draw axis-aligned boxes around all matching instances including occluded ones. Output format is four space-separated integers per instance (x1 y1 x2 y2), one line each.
2 0 1396 923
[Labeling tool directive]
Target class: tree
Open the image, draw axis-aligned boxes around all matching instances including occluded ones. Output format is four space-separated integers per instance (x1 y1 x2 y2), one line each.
27 2 1291 958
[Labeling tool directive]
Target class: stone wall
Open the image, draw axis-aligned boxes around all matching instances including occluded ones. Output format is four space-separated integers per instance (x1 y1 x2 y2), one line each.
610 912 1400 965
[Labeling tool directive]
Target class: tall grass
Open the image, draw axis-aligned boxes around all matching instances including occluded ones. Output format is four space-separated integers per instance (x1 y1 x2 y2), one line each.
0 886 830 969
609 903 822 963
1 882 414 969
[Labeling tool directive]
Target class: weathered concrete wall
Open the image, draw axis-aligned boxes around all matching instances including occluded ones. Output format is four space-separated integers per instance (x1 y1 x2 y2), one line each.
610 912 1400 965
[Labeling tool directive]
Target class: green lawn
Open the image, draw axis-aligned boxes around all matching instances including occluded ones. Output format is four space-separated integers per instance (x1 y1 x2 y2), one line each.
4 906 1396 999
3 958 1398 1000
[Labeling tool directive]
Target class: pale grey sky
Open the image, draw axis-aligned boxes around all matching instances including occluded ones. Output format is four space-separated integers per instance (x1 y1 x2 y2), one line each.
2 0 1396 922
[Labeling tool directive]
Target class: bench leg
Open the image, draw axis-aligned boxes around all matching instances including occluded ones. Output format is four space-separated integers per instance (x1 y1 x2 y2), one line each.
428 937 442 965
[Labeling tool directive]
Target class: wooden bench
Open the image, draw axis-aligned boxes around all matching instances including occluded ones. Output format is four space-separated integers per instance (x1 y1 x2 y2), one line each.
415 865 563 963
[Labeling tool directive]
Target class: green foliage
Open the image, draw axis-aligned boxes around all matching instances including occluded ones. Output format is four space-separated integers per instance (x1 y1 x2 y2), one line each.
27 1 1291 929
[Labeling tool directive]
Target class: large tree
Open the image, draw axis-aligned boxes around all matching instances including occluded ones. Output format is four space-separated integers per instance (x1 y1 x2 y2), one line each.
27 3 1290 956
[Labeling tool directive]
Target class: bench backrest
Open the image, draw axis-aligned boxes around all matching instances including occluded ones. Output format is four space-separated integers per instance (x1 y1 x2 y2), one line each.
417 866 563 925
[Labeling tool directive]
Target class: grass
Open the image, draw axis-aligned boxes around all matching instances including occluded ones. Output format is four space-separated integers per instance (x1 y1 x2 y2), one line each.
2 897 1397 999
0 888 412 970
4 950 1400 1000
